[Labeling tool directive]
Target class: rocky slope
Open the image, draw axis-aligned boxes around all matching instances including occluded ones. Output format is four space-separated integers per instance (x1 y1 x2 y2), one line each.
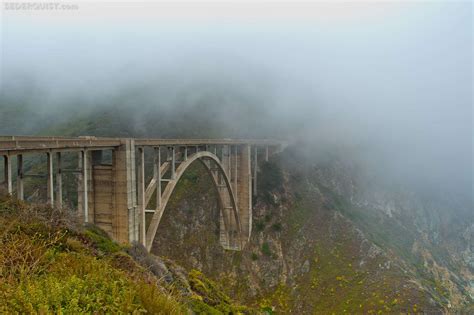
151 148 473 313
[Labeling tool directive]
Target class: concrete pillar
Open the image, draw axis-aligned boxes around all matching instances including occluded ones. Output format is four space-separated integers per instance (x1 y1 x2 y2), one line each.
171 146 176 179
16 154 23 200
89 149 114 235
137 147 146 246
217 145 233 249
265 146 269 162
238 144 252 243
112 139 137 244
228 145 232 182
184 146 188 160
233 146 238 204
3 155 12 194
78 151 94 222
81 150 88 222
253 146 258 196
154 147 161 209
220 145 229 187
55 152 62 208
47 152 54 205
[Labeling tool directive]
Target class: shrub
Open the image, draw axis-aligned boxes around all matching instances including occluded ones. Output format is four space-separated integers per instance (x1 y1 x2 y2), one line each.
271 222 282 232
0 220 67 279
255 220 265 232
258 160 284 204
83 224 121 254
1 253 142 313
135 280 185 314
261 243 272 257
188 269 251 314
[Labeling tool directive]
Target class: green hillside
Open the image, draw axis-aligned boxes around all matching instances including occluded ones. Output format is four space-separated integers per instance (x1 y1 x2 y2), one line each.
0 194 257 314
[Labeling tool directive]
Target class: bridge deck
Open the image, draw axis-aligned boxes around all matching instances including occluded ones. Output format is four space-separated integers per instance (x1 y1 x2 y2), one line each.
0 136 283 155
0 135 283 250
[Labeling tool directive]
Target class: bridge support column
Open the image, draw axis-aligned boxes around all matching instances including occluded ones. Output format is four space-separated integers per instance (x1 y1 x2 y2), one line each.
137 147 146 246
47 151 54 205
171 146 176 179
17 154 24 200
55 152 62 208
238 144 252 244
112 139 138 244
80 150 89 222
252 146 258 196
232 146 238 199
3 155 12 194
154 147 162 209
218 145 234 249
87 151 114 236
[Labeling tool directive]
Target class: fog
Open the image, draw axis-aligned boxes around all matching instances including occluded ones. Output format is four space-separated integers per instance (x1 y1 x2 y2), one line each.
0 1 472 204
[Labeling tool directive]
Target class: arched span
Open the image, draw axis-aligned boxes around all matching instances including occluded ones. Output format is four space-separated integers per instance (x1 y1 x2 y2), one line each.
145 151 242 252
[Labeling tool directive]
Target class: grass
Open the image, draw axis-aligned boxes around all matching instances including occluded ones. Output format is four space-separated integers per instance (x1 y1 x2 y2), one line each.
0 193 257 314
0 195 184 314
188 269 255 314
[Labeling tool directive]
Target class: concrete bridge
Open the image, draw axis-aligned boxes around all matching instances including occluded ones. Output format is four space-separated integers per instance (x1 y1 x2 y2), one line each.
0 136 283 252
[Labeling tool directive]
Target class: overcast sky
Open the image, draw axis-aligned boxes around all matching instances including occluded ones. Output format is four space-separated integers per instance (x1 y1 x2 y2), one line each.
1 1 472 198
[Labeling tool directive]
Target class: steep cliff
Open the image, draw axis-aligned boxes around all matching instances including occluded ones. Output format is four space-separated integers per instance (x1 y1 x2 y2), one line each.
151 148 473 313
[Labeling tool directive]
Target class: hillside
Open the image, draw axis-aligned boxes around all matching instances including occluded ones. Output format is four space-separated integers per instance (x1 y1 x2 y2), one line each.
151 149 473 313
0 106 472 313
0 194 258 314
2 1 472 313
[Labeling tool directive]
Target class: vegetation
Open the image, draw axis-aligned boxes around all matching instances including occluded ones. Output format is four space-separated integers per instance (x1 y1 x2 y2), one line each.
0 194 257 314
254 220 265 232
270 223 282 232
261 243 272 257
188 269 254 314
0 195 184 313
257 160 284 204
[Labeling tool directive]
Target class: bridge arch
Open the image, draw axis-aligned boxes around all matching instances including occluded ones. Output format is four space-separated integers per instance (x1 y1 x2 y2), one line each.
1 137 283 252
145 151 242 252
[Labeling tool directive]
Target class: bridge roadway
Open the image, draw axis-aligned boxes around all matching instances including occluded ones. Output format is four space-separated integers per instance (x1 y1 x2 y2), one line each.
0 136 284 252
0 136 281 155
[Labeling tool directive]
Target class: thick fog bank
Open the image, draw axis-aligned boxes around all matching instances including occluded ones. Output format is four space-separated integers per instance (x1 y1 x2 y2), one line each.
0 1 472 205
